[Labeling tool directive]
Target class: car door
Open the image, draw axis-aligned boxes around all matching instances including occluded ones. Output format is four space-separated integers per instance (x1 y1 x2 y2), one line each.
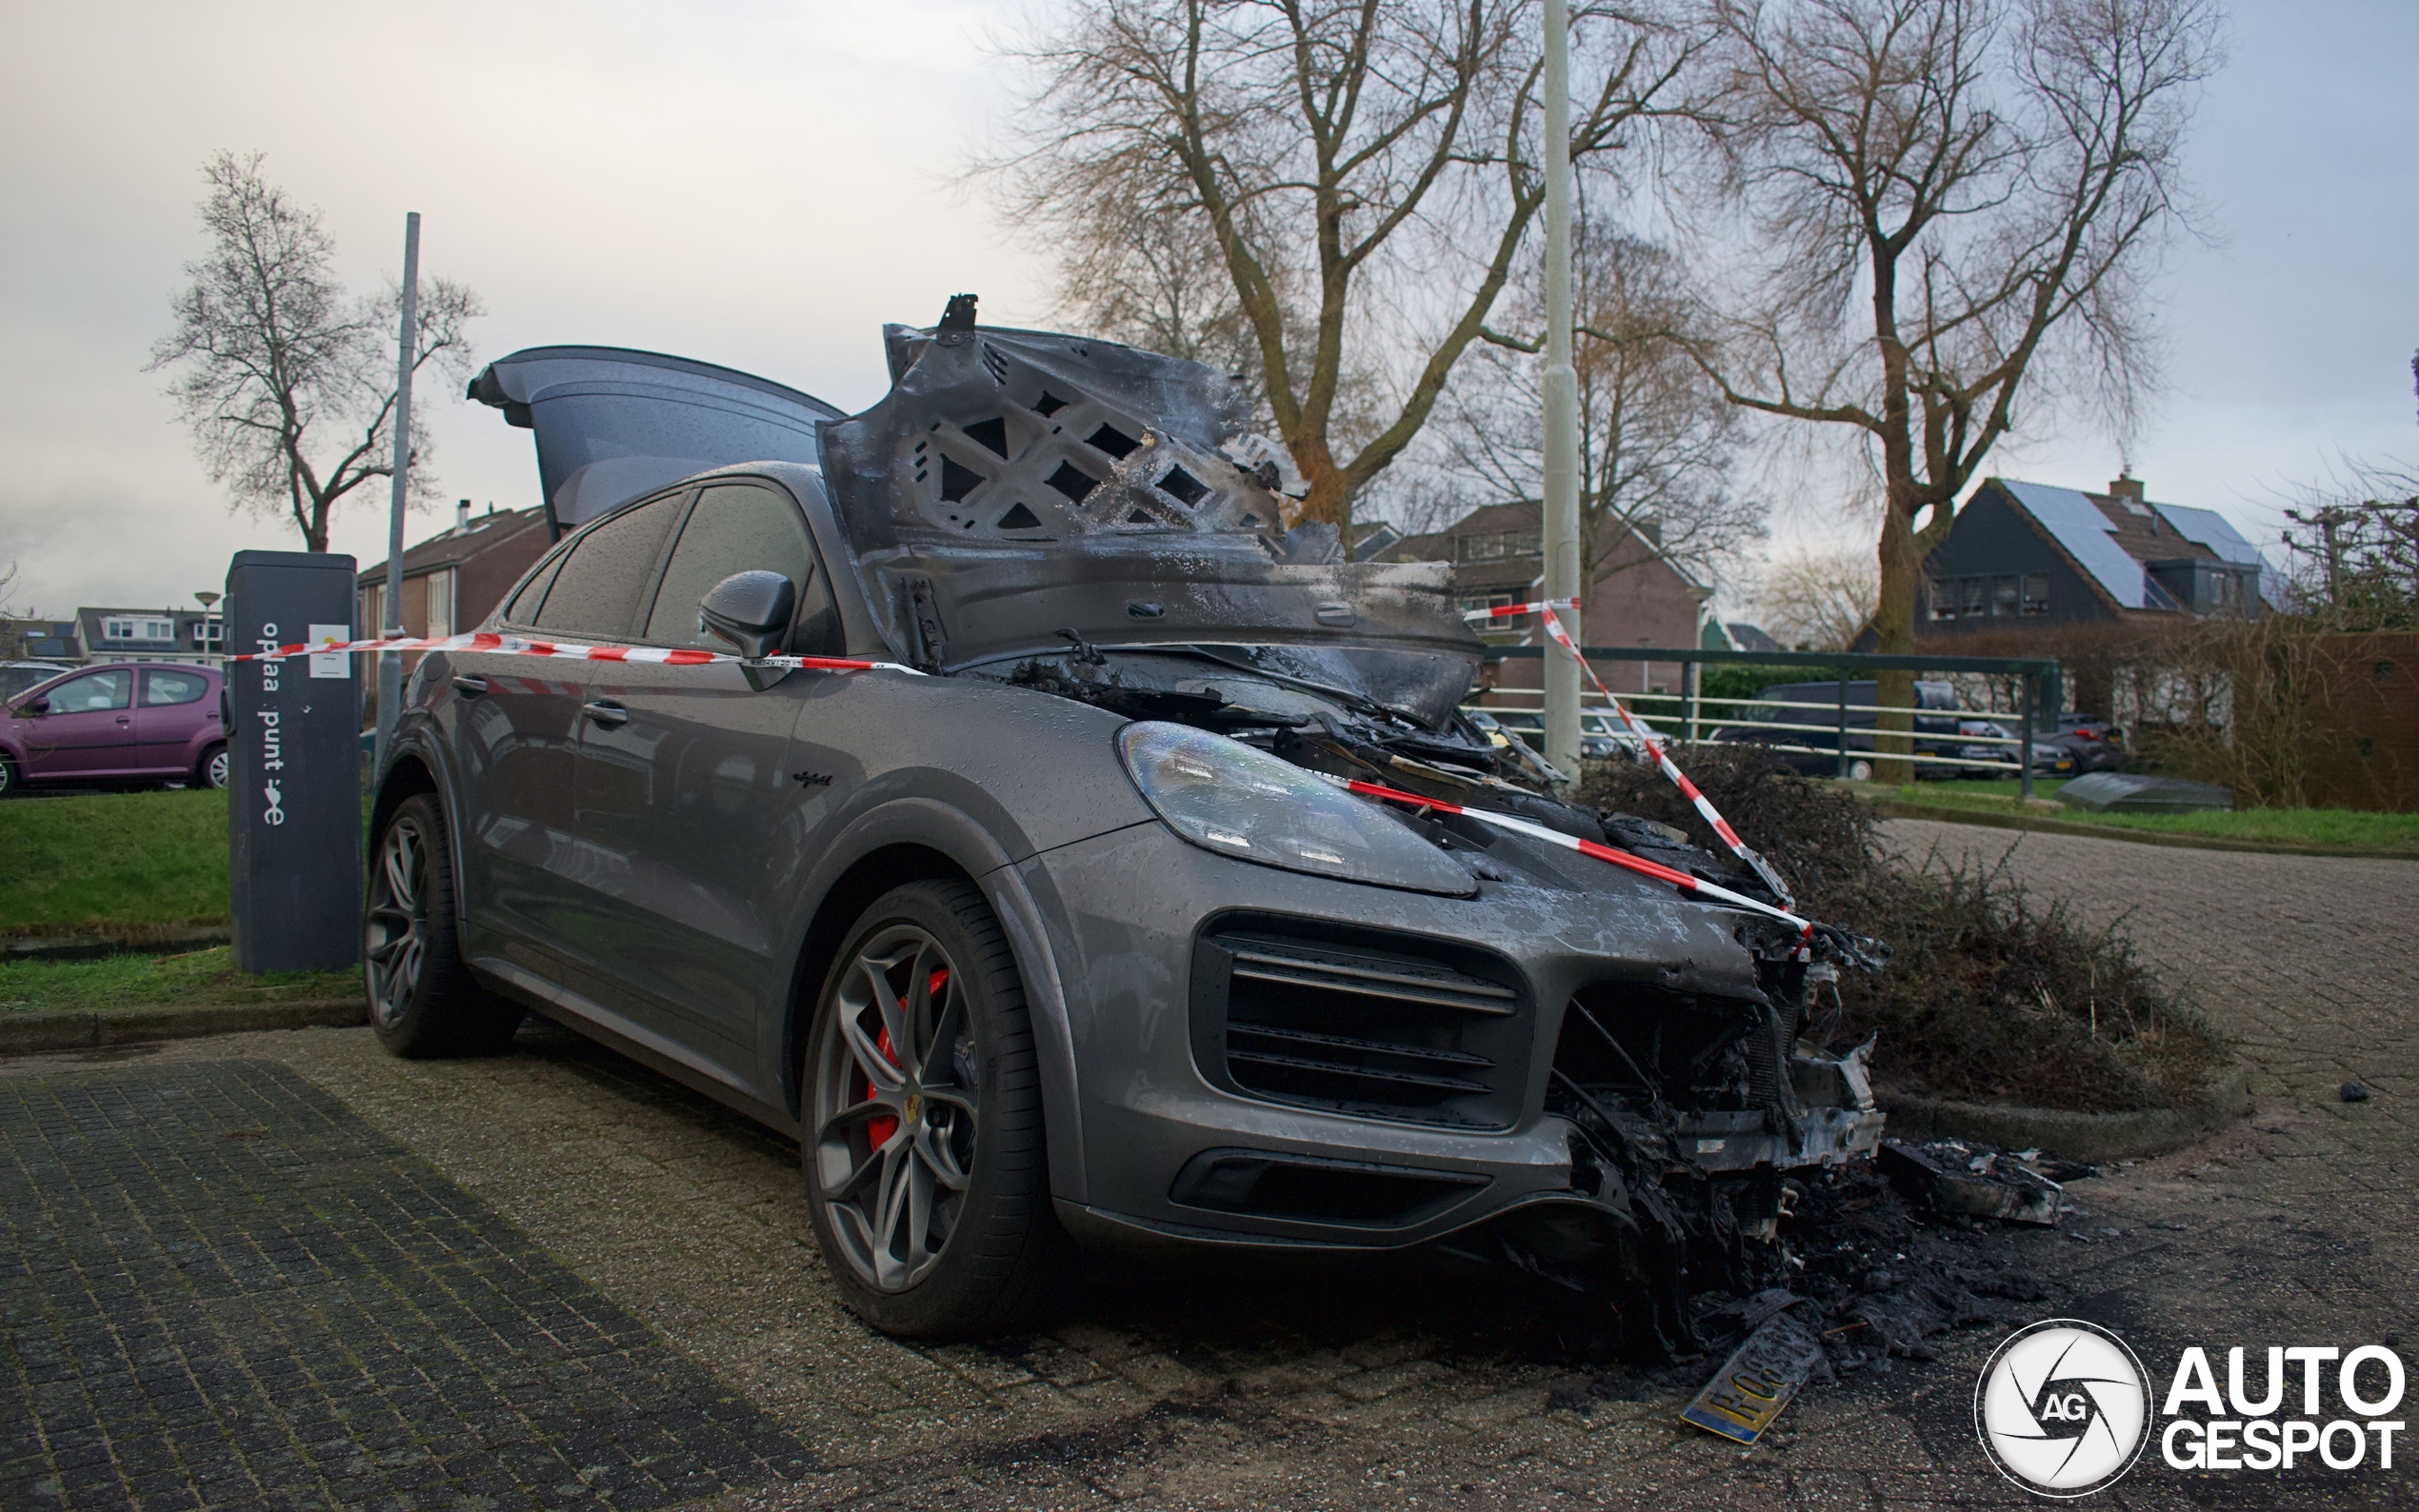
132 666 216 774
569 479 842 1074
448 490 686 981
17 669 137 777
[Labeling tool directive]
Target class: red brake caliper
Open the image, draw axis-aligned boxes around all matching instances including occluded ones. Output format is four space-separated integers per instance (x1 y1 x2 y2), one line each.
859 966 948 1152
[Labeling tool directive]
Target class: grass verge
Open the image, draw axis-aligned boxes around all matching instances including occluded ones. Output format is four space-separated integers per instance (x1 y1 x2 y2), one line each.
1 788 233 934
1881 782 2419 850
0 946 357 1016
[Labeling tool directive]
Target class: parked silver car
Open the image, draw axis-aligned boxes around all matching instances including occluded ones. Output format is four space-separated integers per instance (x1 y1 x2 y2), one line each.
365 306 1885 1347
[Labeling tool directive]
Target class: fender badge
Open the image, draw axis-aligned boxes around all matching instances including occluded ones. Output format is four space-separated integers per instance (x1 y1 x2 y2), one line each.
792 770 834 787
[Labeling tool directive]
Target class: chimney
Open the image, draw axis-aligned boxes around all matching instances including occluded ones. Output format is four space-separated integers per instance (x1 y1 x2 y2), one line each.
455 499 471 534
2108 470 2145 504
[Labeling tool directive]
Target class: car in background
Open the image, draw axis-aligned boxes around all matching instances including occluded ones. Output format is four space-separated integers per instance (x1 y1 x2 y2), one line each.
1708 679 1963 781
1946 719 2075 777
2039 713 2128 773
0 663 229 796
1 661 74 702
1579 709 1669 763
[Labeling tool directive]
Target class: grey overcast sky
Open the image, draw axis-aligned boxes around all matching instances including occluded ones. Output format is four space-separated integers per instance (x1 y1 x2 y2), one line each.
1 0 2412 619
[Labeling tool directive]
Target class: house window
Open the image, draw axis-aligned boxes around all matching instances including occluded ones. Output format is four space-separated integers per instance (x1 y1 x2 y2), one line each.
2021 574 2048 615
1991 577 2020 616
426 568 455 639
190 619 224 650
1926 579 1954 619
1961 578 1986 618
103 617 173 642
1455 528 1542 563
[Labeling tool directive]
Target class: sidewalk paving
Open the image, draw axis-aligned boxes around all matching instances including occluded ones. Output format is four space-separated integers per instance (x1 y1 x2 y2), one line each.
2 817 2412 1509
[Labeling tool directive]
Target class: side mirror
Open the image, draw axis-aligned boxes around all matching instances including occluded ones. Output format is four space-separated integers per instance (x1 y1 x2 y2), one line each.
20 696 48 715
698 570 796 660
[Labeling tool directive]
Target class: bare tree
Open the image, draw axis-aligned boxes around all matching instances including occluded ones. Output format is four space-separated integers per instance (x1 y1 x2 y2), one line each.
1438 229 1765 588
149 153 482 552
1754 543 1878 647
1685 0 2223 771
2280 461 2419 630
988 1 1703 545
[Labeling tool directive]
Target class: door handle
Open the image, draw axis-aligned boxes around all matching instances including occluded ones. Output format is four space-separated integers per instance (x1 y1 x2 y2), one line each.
581 700 630 727
451 675 490 696
115 715 131 726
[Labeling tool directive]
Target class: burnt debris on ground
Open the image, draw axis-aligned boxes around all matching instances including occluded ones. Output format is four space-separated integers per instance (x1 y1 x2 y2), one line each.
1544 1156 2066 1433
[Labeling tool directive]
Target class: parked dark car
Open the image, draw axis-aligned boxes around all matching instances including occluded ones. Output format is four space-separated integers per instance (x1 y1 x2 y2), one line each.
1709 679 1963 781
1946 719 2075 777
0 663 228 795
363 313 1884 1344
2038 712 2129 773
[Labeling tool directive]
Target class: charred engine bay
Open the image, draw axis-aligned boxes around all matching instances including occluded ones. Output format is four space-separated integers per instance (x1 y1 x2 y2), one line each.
989 644 1897 1361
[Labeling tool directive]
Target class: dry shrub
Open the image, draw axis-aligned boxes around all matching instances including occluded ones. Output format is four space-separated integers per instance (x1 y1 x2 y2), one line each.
1577 746 2227 1110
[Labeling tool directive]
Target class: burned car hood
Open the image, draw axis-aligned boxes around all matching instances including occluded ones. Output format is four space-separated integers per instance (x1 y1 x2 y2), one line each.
816 308 1479 715
475 307 1484 724
468 345 845 531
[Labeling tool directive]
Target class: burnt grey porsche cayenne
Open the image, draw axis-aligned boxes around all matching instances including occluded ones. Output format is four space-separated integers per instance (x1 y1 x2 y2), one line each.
364 299 1883 1347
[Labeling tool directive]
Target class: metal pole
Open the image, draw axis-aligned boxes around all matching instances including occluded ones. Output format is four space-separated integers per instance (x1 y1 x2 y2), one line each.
1834 670 1849 780
1684 657 1700 747
1540 0 1582 781
375 213 420 781
2020 671 2035 802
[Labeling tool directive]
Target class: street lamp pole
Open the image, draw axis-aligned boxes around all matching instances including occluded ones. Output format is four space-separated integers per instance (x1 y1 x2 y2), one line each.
1540 0 1583 781
375 212 419 780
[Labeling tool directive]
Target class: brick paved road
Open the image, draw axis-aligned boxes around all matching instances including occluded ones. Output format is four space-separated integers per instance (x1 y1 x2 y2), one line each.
3 819 2412 1509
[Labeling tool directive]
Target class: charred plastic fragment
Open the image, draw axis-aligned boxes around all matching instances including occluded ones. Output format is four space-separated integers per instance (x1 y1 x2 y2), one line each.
1878 1139 2067 1226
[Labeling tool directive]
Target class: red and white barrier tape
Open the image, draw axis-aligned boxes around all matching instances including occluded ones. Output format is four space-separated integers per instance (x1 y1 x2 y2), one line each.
1328 773 1811 936
1461 597 1579 623
221 630 923 676
1537 606 1796 910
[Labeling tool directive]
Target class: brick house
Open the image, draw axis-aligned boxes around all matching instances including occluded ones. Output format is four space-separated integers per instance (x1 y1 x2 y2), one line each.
1375 501 1713 695
359 503 551 640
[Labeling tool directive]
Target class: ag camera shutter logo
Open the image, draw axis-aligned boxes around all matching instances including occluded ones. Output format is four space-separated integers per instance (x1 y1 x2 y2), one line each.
1975 1320 2153 1497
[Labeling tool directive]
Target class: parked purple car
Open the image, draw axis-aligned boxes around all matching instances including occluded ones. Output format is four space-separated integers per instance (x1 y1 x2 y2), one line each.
0 663 229 796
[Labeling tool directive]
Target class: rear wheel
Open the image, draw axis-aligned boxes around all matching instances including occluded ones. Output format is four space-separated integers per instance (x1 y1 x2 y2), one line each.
802 880 1062 1338
0 755 17 796
198 743 230 790
365 793 522 1057
1846 758 1875 783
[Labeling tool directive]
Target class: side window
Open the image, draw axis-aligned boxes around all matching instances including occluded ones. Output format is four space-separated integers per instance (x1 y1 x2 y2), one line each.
144 669 210 706
532 495 684 638
48 671 132 713
644 483 836 653
504 548 570 627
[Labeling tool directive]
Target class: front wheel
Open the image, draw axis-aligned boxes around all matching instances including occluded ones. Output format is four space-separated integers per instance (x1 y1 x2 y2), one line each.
365 793 522 1057
801 879 1063 1338
1846 759 1875 783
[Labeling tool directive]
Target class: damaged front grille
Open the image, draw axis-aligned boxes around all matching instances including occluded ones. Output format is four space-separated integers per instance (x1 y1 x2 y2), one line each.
1190 916 1530 1129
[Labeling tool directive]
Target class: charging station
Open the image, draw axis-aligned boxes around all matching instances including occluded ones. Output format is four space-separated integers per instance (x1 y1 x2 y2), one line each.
224 550 363 974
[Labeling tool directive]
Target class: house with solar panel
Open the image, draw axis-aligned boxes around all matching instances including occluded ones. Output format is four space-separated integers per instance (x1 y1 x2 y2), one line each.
1915 472 2270 632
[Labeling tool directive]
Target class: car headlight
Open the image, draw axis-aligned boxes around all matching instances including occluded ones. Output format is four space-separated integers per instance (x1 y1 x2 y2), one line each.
1116 722 1476 896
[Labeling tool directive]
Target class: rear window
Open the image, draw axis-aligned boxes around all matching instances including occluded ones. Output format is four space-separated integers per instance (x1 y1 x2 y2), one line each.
532 495 684 639
144 668 210 706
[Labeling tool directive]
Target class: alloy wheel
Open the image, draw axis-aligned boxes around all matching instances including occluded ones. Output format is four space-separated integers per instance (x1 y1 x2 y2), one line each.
205 747 230 789
364 816 430 1027
809 925 981 1292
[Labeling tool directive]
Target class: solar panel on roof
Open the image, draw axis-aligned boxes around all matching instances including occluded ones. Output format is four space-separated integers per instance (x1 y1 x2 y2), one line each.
2150 503 2264 568
1999 480 2149 607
